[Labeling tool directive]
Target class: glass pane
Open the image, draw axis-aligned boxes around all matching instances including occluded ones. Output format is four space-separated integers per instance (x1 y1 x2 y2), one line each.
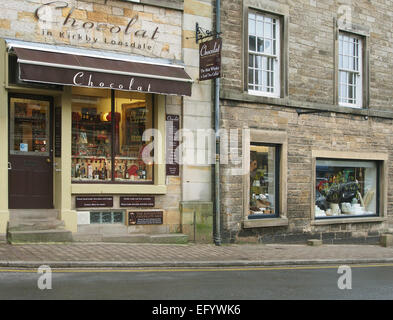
113 212 124 223
263 71 268 88
264 21 272 38
262 56 268 70
249 35 256 51
249 54 254 68
248 17 255 35
255 55 261 69
114 91 153 183
249 145 277 218
264 39 272 54
343 38 349 55
257 37 264 52
102 212 112 224
10 98 50 156
316 160 378 218
71 88 112 182
248 67 254 85
256 21 263 37
90 212 101 224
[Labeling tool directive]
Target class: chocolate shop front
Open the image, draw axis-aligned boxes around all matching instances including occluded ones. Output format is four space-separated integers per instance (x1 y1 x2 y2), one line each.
0 0 211 243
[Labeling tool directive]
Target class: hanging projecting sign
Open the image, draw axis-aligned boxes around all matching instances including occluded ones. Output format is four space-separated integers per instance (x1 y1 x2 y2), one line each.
199 38 222 81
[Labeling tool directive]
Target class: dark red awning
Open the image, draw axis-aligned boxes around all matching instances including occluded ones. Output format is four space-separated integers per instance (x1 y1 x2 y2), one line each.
12 47 193 96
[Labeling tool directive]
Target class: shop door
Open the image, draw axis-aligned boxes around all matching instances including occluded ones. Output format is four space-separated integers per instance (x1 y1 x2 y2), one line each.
8 95 53 209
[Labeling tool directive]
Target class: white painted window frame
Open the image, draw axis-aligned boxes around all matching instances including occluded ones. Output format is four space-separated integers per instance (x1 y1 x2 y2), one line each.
338 32 363 109
247 11 281 98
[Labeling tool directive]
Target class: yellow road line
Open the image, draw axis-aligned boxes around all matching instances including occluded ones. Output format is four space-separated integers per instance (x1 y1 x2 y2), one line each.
0 263 393 273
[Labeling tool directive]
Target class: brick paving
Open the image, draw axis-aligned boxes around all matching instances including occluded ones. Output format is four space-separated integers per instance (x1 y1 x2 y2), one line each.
0 242 393 266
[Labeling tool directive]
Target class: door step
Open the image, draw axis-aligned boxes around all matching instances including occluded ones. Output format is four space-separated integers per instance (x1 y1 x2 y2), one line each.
9 218 65 231
7 210 72 244
9 209 60 220
101 233 189 244
8 229 73 244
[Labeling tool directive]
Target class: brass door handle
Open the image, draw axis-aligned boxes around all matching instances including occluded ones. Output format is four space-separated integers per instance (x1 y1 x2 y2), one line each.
46 158 51 163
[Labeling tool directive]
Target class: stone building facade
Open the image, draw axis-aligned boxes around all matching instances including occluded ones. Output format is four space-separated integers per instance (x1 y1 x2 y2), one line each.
0 0 214 243
218 0 393 244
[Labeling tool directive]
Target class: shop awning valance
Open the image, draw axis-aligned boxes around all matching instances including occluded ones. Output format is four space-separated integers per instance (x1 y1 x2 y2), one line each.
8 42 193 96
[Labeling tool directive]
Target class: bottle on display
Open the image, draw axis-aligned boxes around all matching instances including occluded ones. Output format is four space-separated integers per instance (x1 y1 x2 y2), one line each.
75 160 81 178
71 160 75 178
125 161 129 179
94 160 99 180
100 161 107 180
80 161 86 179
87 161 93 180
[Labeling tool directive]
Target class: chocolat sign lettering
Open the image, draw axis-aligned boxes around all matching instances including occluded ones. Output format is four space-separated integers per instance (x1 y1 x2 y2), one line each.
72 72 152 92
35 2 159 39
34 1 162 54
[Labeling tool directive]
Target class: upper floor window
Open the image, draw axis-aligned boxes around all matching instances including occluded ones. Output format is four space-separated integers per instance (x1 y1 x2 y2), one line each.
248 12 280 97
338 32 363 108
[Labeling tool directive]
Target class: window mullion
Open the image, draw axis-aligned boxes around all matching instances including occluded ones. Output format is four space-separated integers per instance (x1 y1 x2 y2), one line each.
111 89 115 182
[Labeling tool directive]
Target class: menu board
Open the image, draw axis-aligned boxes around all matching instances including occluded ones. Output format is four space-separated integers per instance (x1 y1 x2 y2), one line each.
55 107 61 158
166 114 180 176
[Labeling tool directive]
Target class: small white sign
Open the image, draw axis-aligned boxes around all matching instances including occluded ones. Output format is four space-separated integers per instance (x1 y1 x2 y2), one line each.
77 211 90 225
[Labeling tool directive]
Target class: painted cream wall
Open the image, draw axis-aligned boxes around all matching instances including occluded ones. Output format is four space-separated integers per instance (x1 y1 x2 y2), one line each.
182 0 214 202
59 86 77 232
0 0 215 237
0 39 9 235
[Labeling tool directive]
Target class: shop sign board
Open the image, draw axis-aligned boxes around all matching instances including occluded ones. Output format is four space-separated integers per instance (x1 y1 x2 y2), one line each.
120 196 155 208
166 114 180 176
128 210 164 225
199 38 222 81
76 196 113 208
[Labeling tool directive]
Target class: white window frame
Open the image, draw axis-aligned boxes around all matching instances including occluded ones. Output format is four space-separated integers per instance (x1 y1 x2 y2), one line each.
247 11 281 98
338 32 363 108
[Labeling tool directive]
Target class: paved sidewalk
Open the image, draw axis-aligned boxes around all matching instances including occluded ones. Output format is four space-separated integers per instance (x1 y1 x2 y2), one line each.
0 241 393 268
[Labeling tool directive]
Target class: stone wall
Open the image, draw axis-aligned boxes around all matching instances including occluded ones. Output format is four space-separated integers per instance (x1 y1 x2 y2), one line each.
218 0 393 243
219 0 393 112
220 101 393 243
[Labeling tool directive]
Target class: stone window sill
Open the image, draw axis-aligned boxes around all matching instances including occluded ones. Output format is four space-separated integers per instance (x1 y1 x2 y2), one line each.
311 217 387 226
243 217 288 228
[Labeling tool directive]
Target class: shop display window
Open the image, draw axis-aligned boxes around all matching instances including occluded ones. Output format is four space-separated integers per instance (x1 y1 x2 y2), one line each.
315 159 379 218
248 144 279 219
71 87 153 183
114 91 153 182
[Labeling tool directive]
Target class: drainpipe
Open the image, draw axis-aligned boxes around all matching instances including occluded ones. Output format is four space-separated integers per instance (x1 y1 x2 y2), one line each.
214 0 222 246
